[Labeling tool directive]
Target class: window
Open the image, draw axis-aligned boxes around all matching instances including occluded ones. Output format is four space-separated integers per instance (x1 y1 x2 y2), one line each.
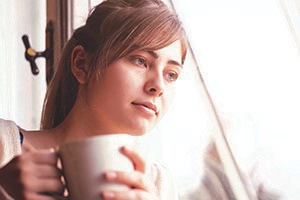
172 0 300 199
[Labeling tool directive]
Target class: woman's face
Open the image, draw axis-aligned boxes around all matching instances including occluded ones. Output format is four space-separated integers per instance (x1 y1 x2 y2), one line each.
84 40 183 135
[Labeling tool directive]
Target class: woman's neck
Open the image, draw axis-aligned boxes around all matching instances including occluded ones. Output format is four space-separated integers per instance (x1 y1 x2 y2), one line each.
51 98 111 145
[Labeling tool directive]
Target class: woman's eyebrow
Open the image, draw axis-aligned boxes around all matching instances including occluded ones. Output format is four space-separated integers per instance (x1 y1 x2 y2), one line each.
147 50 183 68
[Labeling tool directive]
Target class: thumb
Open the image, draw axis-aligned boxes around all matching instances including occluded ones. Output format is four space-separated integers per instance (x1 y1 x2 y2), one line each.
21 144 36 153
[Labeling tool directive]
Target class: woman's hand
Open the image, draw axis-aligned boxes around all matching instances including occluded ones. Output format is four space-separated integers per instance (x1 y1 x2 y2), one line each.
101 146 159 200
0 147 65 200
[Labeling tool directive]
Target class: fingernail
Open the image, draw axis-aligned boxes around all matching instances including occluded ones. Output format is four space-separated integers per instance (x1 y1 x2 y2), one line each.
122 145 133 152
105 171 117 180
49 148 55 152
119 146 126 152
102 191 115 199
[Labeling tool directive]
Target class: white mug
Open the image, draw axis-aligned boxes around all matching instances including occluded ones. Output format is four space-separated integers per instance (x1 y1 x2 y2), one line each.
58 134 134 200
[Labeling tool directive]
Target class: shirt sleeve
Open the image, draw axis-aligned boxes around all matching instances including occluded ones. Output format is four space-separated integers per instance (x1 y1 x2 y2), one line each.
0 119 22 200
0 119 21 168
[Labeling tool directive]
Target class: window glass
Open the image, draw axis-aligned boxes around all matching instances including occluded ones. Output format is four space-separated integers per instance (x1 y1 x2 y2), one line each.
172 0 300 199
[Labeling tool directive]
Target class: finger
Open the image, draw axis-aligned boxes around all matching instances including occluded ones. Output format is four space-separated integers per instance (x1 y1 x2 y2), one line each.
104 171 157 193
34 164 62 178
31 177 65 195
29 148 58 165
22 144 35 153
26 192 64 200
102 190 154 200
120 146 146 173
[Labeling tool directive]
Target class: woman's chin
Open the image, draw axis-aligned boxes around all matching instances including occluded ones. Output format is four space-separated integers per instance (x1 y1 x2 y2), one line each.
134 132 148 136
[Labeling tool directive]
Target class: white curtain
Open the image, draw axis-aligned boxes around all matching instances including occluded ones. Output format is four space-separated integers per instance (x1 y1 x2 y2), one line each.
0 0 46 130
279 0 300 53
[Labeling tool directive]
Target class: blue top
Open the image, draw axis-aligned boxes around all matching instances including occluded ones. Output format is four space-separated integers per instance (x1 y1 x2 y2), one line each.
19 131 24 144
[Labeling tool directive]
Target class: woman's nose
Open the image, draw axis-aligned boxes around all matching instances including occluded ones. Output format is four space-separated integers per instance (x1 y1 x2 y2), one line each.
144 73 165 97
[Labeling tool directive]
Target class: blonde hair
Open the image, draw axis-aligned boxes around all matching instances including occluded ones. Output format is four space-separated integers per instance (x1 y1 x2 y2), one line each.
41 0 188 129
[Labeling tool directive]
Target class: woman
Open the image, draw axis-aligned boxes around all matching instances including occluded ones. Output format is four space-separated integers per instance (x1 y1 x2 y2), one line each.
0 0 188 199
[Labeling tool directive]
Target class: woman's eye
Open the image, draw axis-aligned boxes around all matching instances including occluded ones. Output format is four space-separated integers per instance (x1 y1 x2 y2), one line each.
164 71 179 82
131 57 146 67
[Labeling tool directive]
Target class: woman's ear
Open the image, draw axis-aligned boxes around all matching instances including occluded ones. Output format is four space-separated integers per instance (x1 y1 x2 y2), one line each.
71 45 88 84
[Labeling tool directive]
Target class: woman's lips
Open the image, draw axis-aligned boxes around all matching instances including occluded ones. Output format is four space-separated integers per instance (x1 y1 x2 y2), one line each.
132 102 158 116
